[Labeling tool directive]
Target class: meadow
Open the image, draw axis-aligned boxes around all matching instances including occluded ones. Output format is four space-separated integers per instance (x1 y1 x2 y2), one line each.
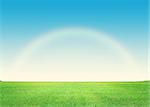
0 81 149 107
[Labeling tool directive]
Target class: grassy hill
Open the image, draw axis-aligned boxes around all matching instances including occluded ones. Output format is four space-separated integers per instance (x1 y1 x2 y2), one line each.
0 81 149 107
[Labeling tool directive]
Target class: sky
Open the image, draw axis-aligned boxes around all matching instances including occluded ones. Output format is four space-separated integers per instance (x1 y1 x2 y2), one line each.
0 0 149 81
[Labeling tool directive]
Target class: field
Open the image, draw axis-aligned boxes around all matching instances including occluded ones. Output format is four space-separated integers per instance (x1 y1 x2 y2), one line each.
0 81 149 107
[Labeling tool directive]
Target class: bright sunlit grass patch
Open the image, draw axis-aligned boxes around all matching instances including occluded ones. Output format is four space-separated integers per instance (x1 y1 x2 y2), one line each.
0 81 149 107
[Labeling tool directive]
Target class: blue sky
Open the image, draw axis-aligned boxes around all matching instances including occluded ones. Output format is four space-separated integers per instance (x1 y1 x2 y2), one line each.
1 0 148 81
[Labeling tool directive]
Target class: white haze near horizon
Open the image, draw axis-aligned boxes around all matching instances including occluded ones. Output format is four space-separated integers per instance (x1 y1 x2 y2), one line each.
1 28 149 81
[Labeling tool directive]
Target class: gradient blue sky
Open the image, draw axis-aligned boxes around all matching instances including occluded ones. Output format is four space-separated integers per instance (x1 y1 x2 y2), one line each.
1 0 148 81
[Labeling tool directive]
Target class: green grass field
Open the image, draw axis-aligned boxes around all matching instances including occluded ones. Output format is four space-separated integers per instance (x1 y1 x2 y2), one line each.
0 81 149 107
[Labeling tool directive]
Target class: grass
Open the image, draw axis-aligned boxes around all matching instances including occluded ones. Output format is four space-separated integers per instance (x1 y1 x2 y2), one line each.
0 81 149 107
